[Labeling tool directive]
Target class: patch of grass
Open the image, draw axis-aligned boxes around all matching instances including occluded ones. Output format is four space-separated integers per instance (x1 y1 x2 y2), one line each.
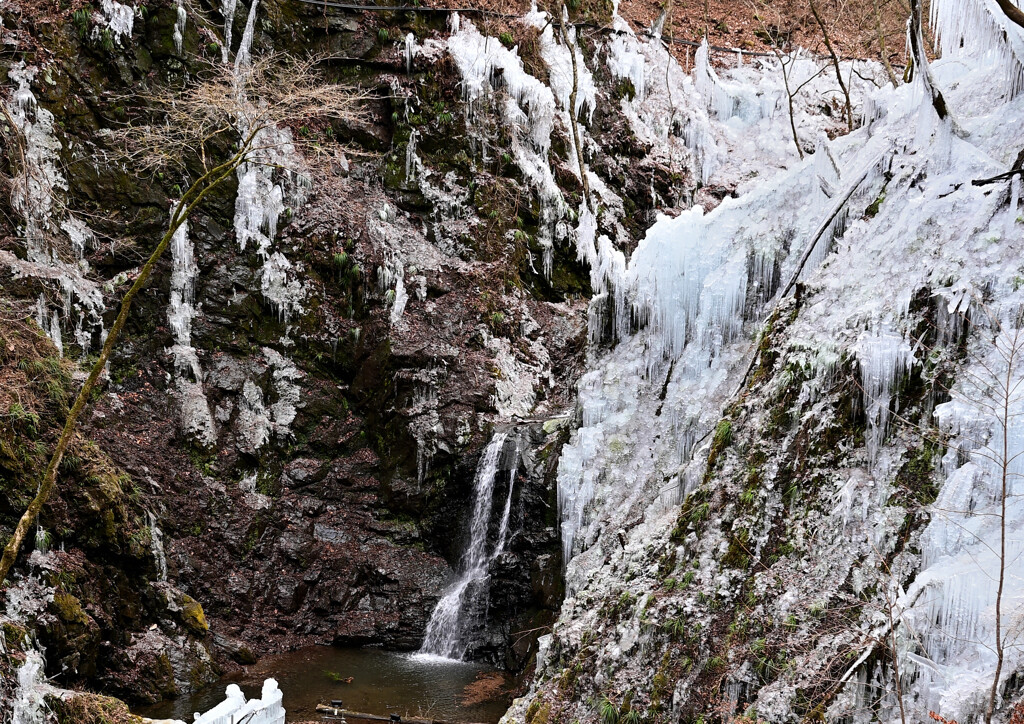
598 696 619 724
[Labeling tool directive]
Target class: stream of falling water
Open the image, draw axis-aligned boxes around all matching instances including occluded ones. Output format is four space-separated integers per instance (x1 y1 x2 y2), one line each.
417 432 518 660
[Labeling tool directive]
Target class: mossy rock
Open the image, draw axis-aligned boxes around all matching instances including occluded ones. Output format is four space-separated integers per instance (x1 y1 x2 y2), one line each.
52 590 90 627
180 594 209 635
47 690 143 724
2 621 27 650
526 699 552 724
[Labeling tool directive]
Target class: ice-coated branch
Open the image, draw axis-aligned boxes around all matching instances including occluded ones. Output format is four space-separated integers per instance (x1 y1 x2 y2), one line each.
972 147 1024 186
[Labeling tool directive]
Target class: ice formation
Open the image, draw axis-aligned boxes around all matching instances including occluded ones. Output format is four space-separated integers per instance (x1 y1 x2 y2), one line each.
440 14 566 276
4 568 56 724
8 64 68 263
93 0 135 45
855 329 913 466
419 432 520 660
235 348 303 452
260 252 306 323
930 0 1024 97
898 320 1024 718
229 0 309 328
11 648 47 724
221 0 238 62
4 63 105 358
166 214 217 446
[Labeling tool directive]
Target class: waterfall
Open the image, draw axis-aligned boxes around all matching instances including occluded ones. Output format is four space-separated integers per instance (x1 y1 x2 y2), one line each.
418 431 518 660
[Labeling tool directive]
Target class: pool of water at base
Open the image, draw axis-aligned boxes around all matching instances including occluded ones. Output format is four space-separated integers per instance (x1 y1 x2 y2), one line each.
133 646 513 723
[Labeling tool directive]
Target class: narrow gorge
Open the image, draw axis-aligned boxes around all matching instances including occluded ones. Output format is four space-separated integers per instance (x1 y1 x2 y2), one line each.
0 0 1022 722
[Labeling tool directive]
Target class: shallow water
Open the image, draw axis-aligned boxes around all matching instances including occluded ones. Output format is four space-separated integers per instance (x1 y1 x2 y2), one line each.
134 646 511 723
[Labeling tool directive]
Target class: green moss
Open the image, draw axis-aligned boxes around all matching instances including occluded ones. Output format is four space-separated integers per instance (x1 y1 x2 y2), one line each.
3 621 27 649
180 594 209 634
650 650 672 710
706 420 732 471
52 590 90 626
613 78 636 101
526 700 551 724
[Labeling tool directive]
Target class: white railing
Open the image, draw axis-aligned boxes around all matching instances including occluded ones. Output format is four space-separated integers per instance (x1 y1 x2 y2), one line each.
142 678 285 724
193 679 285 724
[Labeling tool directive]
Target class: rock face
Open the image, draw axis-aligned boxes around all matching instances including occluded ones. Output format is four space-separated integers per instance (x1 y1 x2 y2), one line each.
0 0 689 711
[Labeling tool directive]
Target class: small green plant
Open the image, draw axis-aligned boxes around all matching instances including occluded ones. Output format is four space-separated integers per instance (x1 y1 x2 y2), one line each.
100 27 114 52
8 403 40 438
621 709 641 724
499 31 515 47
689 501 710 523
43 378 68 407
663 615 688 639
59 453 83 473
598 696 619 724
73 8 90 37
377 27 390 43
712 419 732 449
706 655 727 671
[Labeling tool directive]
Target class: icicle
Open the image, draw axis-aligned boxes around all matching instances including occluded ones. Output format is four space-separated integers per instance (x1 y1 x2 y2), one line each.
260 252 305 323
221 0 238 62
855 329 912 466
173 0 186 54
49 310 62 358
405 128 419 183
233 0 258 73
929 0 1024 98
405 32 415 74
33 527 49 555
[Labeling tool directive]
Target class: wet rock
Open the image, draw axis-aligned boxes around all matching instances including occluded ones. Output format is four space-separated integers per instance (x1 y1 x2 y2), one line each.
209 631 258 666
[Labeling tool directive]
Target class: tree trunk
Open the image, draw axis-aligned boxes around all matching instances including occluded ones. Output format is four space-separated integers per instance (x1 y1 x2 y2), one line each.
0 155 244 587
873 0 900 88
809 0 854 131
994 0 1024 30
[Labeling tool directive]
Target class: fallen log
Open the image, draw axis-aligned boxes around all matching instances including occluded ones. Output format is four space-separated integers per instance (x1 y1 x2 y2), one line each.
313 705 485 724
